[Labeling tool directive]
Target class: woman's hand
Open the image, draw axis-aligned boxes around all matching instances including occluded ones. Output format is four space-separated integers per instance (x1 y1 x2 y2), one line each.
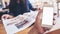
1 14 14 20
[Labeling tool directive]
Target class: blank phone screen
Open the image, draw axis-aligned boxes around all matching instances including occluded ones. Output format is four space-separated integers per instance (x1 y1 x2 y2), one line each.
42 7 53 26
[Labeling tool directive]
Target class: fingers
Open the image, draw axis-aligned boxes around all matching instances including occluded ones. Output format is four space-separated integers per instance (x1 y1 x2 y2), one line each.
2 14 14 20
38 8 43 14
2 14 8 19
34 8 44 33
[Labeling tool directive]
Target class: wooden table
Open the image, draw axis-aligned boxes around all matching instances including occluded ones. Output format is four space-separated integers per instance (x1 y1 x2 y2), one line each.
0 21 60 34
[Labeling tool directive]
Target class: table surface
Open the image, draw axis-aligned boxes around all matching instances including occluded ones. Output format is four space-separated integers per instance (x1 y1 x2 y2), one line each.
0 21 60 34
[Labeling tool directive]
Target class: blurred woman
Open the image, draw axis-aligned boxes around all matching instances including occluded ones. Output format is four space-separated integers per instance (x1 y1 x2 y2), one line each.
8 0 37 17
2 0 37 19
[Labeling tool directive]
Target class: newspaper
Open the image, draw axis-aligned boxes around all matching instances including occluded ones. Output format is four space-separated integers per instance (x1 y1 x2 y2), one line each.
2 11 38 34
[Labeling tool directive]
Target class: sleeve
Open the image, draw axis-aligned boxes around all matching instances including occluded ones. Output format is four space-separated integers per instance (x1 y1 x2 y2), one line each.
28 0 37 11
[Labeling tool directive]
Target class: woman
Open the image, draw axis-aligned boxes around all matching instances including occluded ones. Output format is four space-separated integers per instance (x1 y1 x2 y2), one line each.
8 0 37 17
2 0 37 19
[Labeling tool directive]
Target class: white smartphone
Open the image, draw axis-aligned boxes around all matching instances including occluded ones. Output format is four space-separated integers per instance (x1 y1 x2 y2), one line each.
42 7 54 27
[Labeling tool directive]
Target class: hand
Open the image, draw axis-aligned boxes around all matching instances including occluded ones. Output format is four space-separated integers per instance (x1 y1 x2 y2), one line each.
34 8 44 34
36 8 43 13
1 14 14 20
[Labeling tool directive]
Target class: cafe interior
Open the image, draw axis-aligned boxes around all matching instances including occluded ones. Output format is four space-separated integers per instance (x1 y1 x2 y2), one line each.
0 0 60 34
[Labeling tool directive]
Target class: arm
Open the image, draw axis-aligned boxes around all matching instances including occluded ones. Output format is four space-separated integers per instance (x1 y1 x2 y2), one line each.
34 9 44 34
28 9 44 34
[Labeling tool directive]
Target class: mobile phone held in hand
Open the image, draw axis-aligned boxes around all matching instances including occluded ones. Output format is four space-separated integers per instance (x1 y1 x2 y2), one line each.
42 7 54 28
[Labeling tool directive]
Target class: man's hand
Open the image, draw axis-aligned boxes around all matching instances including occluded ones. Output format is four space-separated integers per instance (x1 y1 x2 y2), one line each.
34 8 44 34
